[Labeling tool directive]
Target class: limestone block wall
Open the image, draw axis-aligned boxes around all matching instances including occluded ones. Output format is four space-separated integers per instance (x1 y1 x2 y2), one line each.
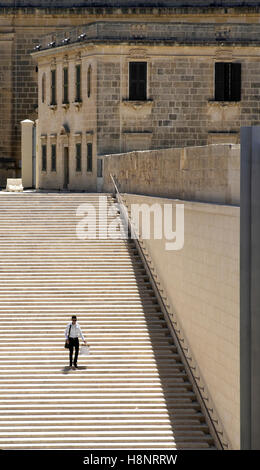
102 143 240 205
150 56 210 149
97 59 121 156
0 33 14 160
12 31 40 167
122 193 240 449
0 166 16 187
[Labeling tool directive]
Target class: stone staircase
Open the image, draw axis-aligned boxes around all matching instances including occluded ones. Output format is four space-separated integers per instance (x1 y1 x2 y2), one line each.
0 192 217 449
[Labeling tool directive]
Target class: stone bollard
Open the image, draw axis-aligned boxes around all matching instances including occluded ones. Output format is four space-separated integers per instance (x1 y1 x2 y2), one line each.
21 119 34 189
6 178 23 192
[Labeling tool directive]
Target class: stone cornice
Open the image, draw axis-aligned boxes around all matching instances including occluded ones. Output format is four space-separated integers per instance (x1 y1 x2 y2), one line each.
2 5 260 16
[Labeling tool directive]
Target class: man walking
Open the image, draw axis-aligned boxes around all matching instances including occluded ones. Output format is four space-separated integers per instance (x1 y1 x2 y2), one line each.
65 315 87 369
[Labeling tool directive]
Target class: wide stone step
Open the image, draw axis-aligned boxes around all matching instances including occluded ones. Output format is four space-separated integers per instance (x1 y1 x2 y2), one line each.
0 366 186 374
0 431 211 440
0 406 202 416
0 339 173 346
0 422 207 431
0 385 190 392
0 291 156 297
0 385 193 394
0 376 187 384
0 284 150 288
0 443 211 449
0 336 170 342
0 361 182 368
0 317 165 324
0 412 203 421
0 428 209 438
0 442 211 450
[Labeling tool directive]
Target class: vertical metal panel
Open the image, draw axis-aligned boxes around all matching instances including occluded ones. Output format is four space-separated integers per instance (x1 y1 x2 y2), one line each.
240 126 260 449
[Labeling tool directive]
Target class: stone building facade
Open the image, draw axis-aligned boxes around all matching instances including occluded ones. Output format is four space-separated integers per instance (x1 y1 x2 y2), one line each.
31 15 260 190
2 2 260 184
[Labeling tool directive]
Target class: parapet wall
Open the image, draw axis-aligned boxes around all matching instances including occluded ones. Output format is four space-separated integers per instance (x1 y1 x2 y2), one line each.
103 143 240 205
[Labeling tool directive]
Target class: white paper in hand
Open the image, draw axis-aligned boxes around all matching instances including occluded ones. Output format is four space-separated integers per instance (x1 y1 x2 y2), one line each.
80 345 90 356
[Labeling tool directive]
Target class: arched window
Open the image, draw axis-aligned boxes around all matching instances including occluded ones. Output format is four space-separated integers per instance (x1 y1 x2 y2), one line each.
42 73 46 103
87 65 92 98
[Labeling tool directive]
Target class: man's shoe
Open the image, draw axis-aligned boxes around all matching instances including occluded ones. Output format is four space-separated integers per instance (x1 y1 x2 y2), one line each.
74 364 78 369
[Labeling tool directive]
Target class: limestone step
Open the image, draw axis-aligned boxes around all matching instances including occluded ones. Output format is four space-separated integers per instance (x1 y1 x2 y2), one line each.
0 443 212 450
0 365 187 372
0 423 207 432
0 376 188 384
0 408 197 417
0 401 198 409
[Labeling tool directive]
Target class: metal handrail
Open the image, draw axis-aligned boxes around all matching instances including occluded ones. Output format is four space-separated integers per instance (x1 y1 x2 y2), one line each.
109 173 226 450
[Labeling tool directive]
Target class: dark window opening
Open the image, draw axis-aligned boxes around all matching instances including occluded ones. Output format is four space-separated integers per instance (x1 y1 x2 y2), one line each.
97 158 103 178
51 69 56 105
215 62 241 102
87 143 93 172
51 144 56 172
129 62 147 101
87 65 91 98
76 143 82 172
41 145 47 171
63 68 69 104
75 64 82 102
42 73 46 103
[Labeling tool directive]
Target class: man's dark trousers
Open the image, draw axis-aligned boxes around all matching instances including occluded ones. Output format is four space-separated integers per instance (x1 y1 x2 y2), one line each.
69 338 79 366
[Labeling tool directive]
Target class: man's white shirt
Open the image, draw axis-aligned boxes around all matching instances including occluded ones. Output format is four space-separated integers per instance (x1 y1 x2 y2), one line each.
65 322 85 341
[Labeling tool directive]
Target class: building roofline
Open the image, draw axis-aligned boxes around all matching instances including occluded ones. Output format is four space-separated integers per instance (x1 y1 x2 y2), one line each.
2 1 260 6
31 19 260 56
31 38 260 59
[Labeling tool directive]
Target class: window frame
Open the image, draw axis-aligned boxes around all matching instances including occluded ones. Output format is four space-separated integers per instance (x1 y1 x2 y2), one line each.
87 142 93 172
51 144 56 172
50 69 57 106
41 144 47 172
41 73 46 104
97 158 103 178
214 62 241 102
63 67 69 104
75 64 82 103
129 61 147 101
87 65 92 98
76 142 82 172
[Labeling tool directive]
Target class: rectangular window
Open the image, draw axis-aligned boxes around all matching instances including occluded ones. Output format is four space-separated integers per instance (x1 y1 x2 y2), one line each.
75 64 82 102
51 144 56 172
97 158 103 178
51 69 56 105
76 143 82 172
215 62 241 102
87 143 93 172
63 67 69 104
129 62 147 101
41 144 47 171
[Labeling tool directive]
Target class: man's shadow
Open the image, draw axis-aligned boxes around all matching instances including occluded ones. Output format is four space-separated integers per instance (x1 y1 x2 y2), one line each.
61 366 87 374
